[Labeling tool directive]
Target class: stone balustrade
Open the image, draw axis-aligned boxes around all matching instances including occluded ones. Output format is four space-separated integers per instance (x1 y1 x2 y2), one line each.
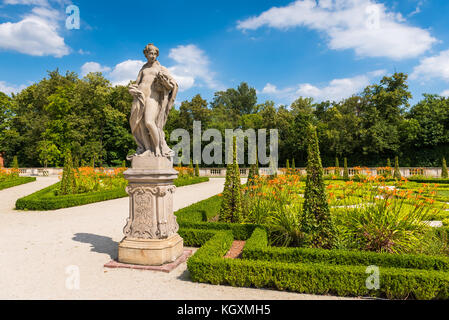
13 167 446 178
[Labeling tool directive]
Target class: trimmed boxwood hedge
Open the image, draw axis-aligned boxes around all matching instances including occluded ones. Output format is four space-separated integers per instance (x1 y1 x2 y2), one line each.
243 228 449 272
15 182 128 211
176 194 222 223
178 228 218 247
325 177 449 184
175 195 262 240
0 177 36 191
408 178 449 184
185 227 449 300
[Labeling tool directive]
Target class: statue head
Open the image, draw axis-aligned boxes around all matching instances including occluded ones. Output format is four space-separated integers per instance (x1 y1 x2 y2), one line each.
143 43 159 63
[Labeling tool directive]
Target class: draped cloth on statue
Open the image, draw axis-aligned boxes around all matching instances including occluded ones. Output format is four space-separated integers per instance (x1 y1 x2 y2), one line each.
128 62 178 159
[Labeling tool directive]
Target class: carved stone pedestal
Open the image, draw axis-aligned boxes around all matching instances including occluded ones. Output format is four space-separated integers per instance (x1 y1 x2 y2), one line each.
118 156 183 266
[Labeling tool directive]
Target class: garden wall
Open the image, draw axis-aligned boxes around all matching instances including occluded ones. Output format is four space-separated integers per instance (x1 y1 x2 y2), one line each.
16 167 445 178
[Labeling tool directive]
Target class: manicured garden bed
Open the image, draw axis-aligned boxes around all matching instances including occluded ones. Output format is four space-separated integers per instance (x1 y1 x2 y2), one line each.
0 165 36 191
15 175 210 211
171 159 449 301
175 200 449 300
0 177 36 191
15 182 128 210
186 228 449 300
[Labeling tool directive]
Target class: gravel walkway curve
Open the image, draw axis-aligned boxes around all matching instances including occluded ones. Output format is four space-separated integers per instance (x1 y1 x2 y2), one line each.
0 177 354 300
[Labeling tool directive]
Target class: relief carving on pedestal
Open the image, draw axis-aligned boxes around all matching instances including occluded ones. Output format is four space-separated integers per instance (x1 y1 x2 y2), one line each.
123 184 178 239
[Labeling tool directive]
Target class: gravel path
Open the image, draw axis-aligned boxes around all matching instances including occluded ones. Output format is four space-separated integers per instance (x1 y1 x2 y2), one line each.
0 177 354 300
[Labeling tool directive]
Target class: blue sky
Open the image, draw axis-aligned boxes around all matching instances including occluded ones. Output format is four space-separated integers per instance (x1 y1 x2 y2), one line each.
1 0 449 106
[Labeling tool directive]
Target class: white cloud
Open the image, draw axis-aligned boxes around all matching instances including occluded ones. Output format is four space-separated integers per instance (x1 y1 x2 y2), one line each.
4 0 49 5
237 0 437 60
411 50 449 81
0 3 69 57
80 60 145 86
108 60 145 86
261 83 279 94
441 90 449 97
260 83 296 97
168 44 222 92
408 1 423 17
78 49 90 55
260 69 385 102
296 75 370 101
367 69 387 77
81 44 220 90
80 62 111 77
0 81 26 95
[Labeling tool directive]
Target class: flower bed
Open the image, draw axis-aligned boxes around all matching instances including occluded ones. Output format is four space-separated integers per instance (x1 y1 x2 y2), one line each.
15 167 210 211
0 167 36 190
174 179 449 300
15 182 128 210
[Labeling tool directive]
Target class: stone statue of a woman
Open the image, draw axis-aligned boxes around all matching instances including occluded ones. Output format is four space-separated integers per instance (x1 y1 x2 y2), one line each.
127 43 178 160
116 43 183 266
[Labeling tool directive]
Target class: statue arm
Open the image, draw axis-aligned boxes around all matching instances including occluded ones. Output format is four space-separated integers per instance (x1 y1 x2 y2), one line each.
157 67 177 91
135 69 144 86
129 69 144 98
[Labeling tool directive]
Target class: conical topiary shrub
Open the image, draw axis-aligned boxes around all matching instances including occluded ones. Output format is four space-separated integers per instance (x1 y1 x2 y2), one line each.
442 157 448 179
247 149 259 186
335 157 340 176
195 161 200 177
393 156 401 180
343 157 349 181
59 150 76 195
303 125 335 249
286 159 290 173
12 155 19 178
189 159 194 177
91 154 96 168
219 137 243 223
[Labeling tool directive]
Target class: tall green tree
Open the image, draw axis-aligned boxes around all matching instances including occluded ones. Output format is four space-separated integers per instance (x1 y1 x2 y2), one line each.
359 73 411 158
37 140 61 168
211 82 257 116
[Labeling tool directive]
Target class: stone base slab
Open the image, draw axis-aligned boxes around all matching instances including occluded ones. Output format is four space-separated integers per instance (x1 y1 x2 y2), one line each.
131 155 173 170
118 234 184 266
104 250 192 273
